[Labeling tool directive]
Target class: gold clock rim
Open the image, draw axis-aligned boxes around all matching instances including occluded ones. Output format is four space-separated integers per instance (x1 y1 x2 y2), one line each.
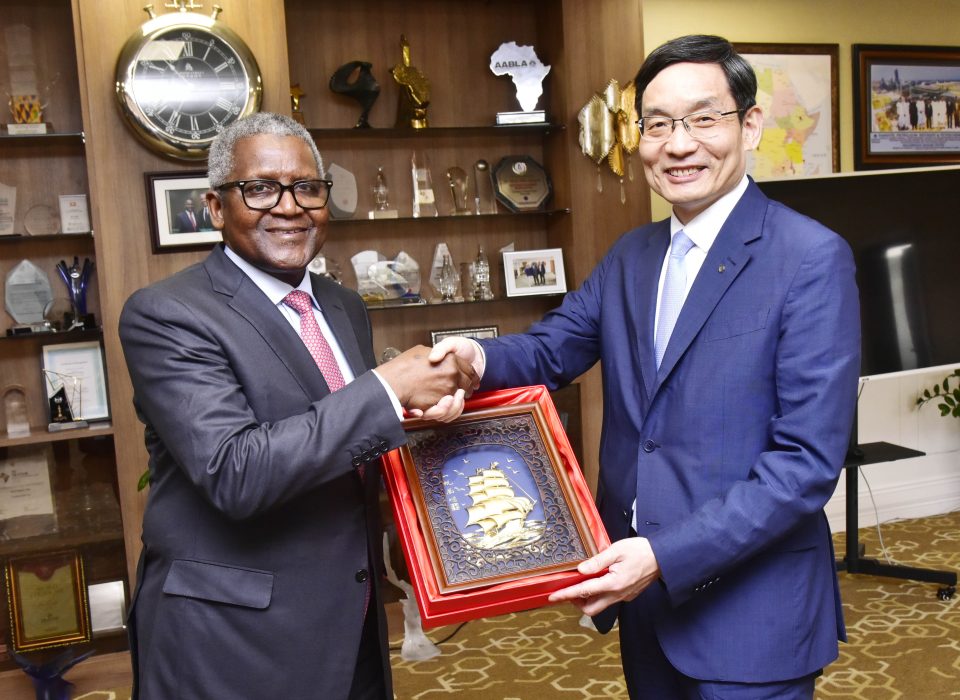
114 11 263 161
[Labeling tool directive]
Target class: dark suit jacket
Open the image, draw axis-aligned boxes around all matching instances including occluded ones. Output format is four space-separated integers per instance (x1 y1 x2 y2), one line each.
119 244 405 699
478 180 860 682
174 210 198 232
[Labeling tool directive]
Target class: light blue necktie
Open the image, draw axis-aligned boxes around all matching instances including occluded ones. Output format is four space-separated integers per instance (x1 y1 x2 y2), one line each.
654 230 696 368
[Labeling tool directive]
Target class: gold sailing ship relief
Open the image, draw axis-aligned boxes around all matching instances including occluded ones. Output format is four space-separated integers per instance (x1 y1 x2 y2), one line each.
400 403 594 593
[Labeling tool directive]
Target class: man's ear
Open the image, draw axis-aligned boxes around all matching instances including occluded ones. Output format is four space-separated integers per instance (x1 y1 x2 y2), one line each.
741 105 764 151
205 191 225 230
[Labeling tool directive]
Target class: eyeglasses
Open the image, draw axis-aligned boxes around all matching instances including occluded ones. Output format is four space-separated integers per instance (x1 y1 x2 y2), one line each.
636 109 744 142
217 179 333 210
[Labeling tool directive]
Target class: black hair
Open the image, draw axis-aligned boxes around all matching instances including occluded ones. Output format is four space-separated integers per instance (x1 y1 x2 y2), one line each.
633 35 757 120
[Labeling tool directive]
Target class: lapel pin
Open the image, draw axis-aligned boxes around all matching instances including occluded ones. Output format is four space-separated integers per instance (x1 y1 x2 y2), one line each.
718 264 726 273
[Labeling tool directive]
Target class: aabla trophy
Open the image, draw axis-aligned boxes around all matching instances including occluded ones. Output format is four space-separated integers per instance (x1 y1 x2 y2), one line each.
490 41 551 125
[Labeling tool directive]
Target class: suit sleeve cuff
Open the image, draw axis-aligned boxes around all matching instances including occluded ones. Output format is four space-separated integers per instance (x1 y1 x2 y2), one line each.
371 369 404 419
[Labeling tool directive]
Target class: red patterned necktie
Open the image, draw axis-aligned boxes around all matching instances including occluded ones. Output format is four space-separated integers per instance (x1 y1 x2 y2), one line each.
282 290 346 392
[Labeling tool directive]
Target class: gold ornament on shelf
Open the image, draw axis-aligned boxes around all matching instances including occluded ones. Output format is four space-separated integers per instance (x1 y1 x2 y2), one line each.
577 79 640 203
390 35 430 129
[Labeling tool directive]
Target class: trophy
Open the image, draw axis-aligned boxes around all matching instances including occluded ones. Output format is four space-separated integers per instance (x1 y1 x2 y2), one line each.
307 252 342 284
472 246 495 301
444 167 472 216
369 167 398 219
429 243 459 303
5 25 55 134
350 250 422 306
489 41 551 125
3 385 30 437
411 151 438 218
326 162 358 219
0 181 15 236
55 257 94 330
390 35 430 129
328 61 380 128
290 84 306 125
493 155 552 212
43 369 87 431
473 160 498 215
4 259 54 335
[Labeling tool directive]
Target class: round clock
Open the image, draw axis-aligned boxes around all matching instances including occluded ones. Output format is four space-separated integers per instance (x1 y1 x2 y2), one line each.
115 7 262 160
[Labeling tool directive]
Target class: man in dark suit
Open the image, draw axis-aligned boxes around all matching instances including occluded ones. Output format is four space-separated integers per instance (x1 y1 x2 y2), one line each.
119 112 476 700
433 35 859 699
173 198 199 232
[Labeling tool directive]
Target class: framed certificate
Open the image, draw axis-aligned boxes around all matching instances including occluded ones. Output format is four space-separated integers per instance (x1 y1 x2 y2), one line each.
382 385 609 627
41 340 110 422
4 550 91 651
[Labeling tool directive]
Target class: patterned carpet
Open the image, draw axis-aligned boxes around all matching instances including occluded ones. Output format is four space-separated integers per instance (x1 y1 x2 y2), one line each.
391 511 960 699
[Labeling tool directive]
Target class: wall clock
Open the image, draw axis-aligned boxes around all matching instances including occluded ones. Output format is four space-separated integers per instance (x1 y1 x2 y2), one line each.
115 3 262 160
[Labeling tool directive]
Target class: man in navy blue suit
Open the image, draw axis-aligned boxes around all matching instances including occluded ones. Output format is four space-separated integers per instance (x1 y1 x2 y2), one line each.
433 35 860 699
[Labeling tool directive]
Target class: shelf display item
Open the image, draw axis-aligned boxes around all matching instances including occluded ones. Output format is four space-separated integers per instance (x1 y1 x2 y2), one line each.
490 41 551 125
390 35 430 129
4 24 51 134
4 259 54 335
351 250 422 306
328 61 380 129
493 155 552 212
369 167 398 219
0 181 15 236
23 204 60 236
472 160 498 215
307 252 342 284
429 243 459 303
411 151 438 218
472 246 495 301
290 83 306 125
444 167 472 216
55 256 94 330
115 5 262 159
326 163 358 219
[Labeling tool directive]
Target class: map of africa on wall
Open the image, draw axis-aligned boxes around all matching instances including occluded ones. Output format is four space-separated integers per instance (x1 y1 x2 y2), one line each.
736 44 839 181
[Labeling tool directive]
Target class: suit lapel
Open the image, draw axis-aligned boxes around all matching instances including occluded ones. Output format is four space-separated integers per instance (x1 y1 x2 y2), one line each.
634 224 670 403
653 183 768 388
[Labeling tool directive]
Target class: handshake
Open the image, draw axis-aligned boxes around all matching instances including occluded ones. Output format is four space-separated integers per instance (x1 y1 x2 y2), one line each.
375 337 486 422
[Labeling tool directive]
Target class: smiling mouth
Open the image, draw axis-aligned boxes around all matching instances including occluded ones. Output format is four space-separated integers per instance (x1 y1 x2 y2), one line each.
666 166 705 177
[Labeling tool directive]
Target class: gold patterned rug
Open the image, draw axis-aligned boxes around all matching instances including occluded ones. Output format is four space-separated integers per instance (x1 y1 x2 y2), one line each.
390 511 960 699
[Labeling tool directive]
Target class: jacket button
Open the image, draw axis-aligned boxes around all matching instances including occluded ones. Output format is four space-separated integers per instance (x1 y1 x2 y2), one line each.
355 569 369 583
351 457 361 467
642 439 656 453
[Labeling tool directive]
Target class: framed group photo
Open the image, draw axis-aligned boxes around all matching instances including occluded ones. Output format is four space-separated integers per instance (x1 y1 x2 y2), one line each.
734 42 840 179
853 44 960 169
429 326 499 345
503 249 566 297
145 171 221 252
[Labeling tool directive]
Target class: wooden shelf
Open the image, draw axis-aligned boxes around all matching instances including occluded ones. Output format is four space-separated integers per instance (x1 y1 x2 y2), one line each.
0 520 124 559
331 208 570 226
0 232 94 243
0 421 114 449
1 327 102 343
0 131 85 145
366 294 561 312
308 124 564 139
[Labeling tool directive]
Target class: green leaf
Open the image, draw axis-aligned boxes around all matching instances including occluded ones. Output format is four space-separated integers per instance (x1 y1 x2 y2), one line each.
923 389 933 399
945 395 956 407
954 404 960 418
944 379 951 392
940 404 951 416
137 469 151 491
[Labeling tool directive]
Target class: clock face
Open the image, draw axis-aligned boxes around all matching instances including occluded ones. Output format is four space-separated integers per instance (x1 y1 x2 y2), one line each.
116 15 262 159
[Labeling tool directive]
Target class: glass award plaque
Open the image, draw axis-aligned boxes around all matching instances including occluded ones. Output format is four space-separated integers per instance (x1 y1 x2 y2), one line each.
411 151 438 218
327 162 358 219
42 370 87 431
0 181 15 236
4 259 54 335
307 252 342 284
490 41 551 125
351 250 423 306
444 167 472 216
23 204 60 236
493 155 552 212
429 243 459 303
3 385 30 437
369 167 398 219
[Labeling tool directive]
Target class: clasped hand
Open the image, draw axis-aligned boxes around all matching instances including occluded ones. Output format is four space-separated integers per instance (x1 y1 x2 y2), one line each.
377 344 480 422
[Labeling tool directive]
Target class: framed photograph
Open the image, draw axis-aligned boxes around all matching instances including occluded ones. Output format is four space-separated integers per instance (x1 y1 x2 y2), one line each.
853 44 960 169
381 385 610 627
733 43 839 179
503 249 566 297
145 171 221 252
4 550 91 652
430 326 499 345
41 340 110 422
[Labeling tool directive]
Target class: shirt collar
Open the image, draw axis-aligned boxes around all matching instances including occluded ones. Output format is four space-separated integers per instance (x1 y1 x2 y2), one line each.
223 245 314 306
670 174 750 252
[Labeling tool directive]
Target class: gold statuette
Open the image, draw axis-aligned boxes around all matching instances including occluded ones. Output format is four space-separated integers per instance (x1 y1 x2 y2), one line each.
390 35 430 129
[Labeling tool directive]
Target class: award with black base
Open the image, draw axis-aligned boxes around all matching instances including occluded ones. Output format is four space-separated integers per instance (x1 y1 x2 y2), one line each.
4 259 54 335
43 370 87 432
490 42 551 125
55 257 95 331
329 61 380 129
493 156 552 212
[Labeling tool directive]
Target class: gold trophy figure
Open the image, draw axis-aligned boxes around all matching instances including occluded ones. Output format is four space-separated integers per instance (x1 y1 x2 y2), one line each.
390 35 430 129
290 84 306 125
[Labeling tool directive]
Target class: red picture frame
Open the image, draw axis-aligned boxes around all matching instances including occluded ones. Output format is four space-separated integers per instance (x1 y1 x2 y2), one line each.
381 385 610 628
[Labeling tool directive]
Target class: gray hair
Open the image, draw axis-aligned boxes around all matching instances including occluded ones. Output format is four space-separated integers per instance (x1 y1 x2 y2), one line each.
206 112 325 188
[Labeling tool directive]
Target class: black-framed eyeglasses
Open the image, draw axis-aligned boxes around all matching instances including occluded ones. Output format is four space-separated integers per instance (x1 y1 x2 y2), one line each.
635 109 744 142
216 179 333 210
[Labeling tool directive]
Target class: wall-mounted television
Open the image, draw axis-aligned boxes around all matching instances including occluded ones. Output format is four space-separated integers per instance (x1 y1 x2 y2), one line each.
758 166 960 380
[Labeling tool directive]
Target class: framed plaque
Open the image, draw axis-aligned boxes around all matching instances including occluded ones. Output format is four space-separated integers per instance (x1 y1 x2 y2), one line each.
493 155 552 212
41 340 110 422
4 550 91 651
381 385 609 627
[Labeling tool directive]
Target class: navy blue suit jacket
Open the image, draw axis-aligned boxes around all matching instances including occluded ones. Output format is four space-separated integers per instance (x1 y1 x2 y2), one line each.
119 244 405 699
479 180 860 682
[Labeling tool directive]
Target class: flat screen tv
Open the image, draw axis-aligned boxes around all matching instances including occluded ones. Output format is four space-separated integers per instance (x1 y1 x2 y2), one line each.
758 166 960 380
